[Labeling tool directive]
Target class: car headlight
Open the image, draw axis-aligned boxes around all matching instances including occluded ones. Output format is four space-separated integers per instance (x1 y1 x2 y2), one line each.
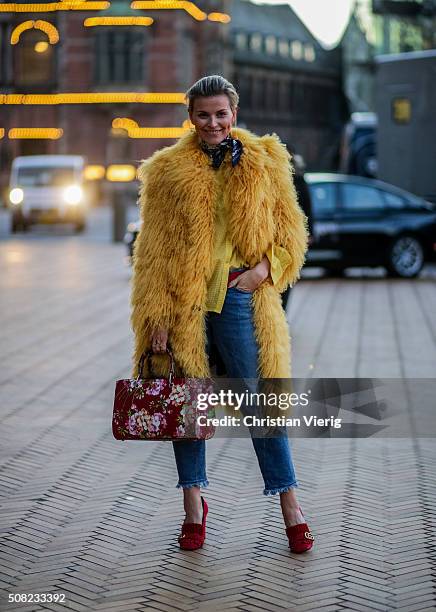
63 185 83 205
9 188 24 205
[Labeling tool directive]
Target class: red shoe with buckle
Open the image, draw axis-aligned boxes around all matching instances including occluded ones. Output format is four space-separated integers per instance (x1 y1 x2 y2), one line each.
285 506 315 554
178 496 208 551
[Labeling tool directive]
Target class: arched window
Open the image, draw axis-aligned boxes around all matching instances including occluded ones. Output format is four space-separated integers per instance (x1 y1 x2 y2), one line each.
304 43 316 62
249 33 263 53
291 40 303 60
14 29 55 87
0 22 13 85
278 39 289 58
235 32 248 50
265 34 277 55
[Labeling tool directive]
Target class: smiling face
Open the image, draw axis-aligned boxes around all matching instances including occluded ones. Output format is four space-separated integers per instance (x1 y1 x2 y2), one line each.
189 94 238 146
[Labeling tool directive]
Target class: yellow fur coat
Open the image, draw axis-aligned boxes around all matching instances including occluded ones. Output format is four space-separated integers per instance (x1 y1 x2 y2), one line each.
130 126 308 379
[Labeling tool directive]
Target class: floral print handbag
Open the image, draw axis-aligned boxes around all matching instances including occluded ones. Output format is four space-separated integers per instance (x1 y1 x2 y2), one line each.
112 348 216 441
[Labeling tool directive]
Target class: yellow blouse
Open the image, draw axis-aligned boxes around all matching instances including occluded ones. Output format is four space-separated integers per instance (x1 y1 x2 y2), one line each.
206 152 292 313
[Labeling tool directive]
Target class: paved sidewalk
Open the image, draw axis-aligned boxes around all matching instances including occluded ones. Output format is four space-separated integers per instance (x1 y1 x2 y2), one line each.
1 234 436 612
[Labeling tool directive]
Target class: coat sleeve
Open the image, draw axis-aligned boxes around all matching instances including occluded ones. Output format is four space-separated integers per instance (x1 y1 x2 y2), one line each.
130 156 175 375
261 134 309 293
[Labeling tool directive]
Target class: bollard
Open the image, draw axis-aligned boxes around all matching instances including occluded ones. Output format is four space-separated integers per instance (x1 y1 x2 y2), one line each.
111 187 126 243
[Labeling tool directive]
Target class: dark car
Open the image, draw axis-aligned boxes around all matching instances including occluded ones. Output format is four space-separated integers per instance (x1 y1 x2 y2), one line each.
305 173 436 278
125 175 436 279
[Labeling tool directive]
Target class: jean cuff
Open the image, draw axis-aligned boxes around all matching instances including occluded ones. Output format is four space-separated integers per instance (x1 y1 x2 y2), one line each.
263 483 298 496
176 479 209 490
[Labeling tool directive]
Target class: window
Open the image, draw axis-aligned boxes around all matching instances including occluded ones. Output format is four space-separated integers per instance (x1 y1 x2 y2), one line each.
246 74 254 109
291 40 302 60
17 166 75 187
278 39 289 57
294 81 305 113
288 80 295 111
341 184 385 211
383 191 406 209
256 77 268 109
271 79 280 110
14 29 55 86
249 33 263 53
310 183 336 216
265 34 277 55
235 32 247 50
0 22 12 84
94 29 145 85
279 80 288 112
304 43 316 62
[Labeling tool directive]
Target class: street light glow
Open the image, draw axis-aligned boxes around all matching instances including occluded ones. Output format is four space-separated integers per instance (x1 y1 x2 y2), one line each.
106 165 137 182
63 185 83 205
35 41 49 53
10 188 24 205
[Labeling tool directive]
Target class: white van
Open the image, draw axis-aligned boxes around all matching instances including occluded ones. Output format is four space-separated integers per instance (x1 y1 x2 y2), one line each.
9 155 87 232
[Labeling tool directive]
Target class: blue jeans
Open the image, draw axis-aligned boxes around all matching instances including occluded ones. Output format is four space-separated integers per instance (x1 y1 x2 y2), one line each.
172 284 299 496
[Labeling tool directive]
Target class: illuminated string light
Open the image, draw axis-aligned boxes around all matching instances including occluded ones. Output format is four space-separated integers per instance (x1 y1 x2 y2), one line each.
0 129 5 139
84 165 105 180
112 118 138 130
35 41 49 52
0 2 109 12
11 21 59 44
8 128 63 139
1 93 186 105
207 12 231 23
35 20 60 42
112 118 193 138
131 1 207 21
10 21 32 44
84 16 154 26
106 165 137 182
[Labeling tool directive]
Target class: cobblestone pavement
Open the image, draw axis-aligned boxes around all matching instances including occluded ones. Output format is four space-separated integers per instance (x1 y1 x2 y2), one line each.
1 221 436 612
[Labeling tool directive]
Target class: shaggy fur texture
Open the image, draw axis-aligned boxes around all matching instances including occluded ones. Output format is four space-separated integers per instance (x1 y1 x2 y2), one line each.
130 127 308 379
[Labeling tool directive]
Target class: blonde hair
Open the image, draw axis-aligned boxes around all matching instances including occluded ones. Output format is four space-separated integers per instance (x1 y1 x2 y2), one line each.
185 75 239 113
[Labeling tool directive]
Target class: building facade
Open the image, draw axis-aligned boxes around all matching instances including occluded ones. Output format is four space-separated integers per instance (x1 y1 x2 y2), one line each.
1 0 346 202
230 0 347 170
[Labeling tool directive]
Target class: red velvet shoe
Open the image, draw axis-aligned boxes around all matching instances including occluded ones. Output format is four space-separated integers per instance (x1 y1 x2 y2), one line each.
178 496 208 551
285 506 315 554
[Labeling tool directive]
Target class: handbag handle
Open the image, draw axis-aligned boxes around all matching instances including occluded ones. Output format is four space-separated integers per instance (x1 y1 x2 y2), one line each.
137 347 176 385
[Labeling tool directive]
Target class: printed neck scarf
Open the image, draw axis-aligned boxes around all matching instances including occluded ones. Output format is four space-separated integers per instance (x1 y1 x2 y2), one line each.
199 134 243 169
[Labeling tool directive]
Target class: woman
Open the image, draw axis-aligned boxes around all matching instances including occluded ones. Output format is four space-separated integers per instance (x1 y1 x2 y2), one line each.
130 75 314 554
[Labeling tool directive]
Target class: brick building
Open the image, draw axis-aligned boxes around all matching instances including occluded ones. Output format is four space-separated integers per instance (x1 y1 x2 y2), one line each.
0 0 346 201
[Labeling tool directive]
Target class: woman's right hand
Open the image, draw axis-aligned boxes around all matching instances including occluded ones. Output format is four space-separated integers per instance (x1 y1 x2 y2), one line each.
151 327 168 354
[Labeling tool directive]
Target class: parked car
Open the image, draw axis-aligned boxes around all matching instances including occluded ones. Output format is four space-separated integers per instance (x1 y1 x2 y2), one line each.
124 174 436 279
306 173 436 278
9 155 87 232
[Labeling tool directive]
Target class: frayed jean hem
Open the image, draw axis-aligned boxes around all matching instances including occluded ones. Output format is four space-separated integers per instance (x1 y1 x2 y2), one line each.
263 483 298 496
176 479 209 490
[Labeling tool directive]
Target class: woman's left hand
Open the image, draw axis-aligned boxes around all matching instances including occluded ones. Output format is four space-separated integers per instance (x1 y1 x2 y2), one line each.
228 257 270 292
